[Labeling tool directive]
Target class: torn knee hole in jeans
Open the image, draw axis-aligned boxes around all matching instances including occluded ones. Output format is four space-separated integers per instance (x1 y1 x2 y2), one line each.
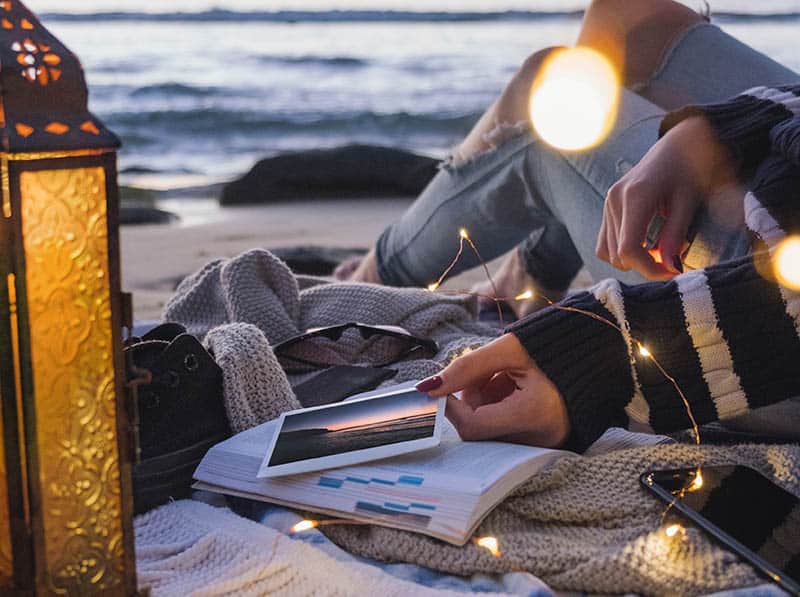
442 120 529 171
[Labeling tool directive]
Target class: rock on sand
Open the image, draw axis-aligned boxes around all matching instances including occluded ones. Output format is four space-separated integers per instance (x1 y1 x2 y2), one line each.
221 144 438 205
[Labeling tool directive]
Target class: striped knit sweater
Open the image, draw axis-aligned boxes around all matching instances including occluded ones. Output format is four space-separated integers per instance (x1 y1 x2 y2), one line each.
508 84 800 452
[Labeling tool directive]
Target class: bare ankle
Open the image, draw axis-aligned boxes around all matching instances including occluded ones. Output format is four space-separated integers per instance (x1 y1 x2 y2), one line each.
348 248 383 284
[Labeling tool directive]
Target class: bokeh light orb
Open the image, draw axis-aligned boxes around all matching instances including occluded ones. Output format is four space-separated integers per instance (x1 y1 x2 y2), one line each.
529 47 620 151
773 236 800 290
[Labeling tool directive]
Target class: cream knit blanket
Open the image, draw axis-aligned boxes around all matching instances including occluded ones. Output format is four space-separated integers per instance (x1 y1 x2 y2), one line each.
135 500 489 597
163 249 800 595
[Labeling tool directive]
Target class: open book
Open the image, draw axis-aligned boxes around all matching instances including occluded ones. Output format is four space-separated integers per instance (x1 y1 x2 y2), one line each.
194 383 670 545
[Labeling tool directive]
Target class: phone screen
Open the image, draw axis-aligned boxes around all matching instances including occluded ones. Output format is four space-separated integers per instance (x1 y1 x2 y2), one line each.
645 466 800 590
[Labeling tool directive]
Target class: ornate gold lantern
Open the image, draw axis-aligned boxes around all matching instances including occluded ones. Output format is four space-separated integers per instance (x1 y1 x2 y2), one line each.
0 1 137 594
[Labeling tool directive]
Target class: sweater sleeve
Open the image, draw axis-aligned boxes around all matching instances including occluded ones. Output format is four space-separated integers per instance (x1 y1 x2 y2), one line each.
507 254 800 452
660 84 800 174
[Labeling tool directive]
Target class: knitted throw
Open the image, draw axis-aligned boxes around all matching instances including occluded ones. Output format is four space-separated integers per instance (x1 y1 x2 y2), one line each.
164 249 799 595
135 500 483 597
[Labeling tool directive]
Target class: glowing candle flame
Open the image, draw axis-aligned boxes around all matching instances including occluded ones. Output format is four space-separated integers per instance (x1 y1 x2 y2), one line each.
529 47 620 151
459 227 470 240
638 343 652 358
664 524 682 538
291 519 319 533
515 289 534 301
773 236 800 290
427 282 440 292
476 536 501 557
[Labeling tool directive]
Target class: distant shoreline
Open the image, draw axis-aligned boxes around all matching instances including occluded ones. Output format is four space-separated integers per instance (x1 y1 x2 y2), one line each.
43 9 800 24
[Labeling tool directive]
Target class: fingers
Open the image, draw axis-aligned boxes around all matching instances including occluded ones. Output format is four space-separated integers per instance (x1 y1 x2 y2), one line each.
599 181 673 281
445 393 530 441
656 194 697 274
461 371 517 409
417 335 531 399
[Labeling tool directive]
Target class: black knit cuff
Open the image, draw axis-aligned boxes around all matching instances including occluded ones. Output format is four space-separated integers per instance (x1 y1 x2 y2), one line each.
505 291 632 452
660 94 794 172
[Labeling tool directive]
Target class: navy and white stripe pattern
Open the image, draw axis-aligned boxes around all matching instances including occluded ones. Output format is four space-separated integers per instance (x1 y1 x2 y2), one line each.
510 84 800 451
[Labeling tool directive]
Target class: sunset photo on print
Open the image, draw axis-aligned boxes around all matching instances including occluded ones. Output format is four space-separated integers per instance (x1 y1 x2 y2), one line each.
269 390 437 466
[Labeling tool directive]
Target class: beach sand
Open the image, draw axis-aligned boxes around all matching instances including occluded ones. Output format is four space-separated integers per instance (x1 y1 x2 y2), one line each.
123 196 436 320
122 195 592 321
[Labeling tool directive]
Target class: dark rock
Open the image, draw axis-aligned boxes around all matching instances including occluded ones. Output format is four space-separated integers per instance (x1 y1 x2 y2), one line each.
121 206 179 226
269 245 367 276
221 144 438 205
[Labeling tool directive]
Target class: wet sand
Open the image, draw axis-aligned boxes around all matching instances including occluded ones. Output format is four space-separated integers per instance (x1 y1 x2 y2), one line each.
121 196 420 319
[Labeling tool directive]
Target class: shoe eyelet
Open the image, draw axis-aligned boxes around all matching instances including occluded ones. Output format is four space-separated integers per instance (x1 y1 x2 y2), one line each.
184 353 199 373
165 370 180 388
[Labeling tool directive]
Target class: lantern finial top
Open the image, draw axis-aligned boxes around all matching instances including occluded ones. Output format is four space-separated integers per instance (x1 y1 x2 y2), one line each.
0 0 119 152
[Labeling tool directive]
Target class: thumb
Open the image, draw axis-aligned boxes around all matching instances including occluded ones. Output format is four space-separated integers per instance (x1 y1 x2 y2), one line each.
658 196 696 273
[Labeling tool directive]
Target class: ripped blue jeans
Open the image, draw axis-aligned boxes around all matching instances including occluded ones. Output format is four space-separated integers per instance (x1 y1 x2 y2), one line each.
375 23 800 290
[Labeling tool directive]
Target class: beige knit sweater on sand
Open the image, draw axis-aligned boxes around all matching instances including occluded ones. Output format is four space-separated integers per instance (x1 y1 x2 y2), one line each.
162 249 800 595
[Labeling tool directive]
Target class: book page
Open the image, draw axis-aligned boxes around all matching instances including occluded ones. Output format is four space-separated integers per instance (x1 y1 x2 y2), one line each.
376 420 565 493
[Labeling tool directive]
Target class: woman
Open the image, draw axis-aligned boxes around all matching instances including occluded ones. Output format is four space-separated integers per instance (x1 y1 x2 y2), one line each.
343 0 800 449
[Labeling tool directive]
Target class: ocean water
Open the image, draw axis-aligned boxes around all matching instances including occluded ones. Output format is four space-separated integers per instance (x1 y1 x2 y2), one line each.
34 7 800 189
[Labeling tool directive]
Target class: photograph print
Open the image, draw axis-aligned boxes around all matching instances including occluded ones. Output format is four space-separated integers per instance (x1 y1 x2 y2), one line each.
268 389 438 467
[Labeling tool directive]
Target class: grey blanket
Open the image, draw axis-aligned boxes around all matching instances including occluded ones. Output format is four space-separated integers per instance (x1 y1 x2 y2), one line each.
164 249 799 595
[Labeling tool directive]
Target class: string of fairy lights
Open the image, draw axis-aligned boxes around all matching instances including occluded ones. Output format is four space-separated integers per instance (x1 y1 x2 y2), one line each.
289 225 800 555
287 45 800 558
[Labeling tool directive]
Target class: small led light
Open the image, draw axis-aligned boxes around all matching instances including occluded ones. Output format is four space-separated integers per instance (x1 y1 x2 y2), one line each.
665 524 682 538
515 289 534 301
459 228 470 240
475 536 501 557
427 282 440 292
638 343 652 358
291 519 319 533
690 470 703 492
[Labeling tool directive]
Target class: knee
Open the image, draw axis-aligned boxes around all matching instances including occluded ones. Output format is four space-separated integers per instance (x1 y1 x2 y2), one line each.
512 47 562 89
582 0 700 37
579 0 704 85
496 47 563 124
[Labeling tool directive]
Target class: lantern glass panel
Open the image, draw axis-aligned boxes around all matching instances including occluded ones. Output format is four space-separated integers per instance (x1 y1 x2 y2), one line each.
18 165 126 592
0 409 10 583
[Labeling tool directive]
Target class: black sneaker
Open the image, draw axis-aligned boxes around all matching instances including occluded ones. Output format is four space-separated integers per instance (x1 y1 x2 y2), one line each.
125 324 230 514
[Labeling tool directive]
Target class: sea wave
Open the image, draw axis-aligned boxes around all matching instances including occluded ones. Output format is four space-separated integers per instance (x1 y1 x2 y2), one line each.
256 55 370 68
41 9 800 23
130 83 224 98
105 108 480 144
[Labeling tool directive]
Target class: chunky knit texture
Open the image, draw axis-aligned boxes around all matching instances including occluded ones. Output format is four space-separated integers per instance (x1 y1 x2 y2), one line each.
135 500 482 597
324 443 800 595
163 248 498 434
159 249 799 595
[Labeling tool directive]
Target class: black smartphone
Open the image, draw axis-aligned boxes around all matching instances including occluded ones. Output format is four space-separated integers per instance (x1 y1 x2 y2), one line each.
641 465 800 595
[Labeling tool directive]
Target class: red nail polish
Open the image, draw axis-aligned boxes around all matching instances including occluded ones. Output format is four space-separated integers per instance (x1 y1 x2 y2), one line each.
416 376 443 392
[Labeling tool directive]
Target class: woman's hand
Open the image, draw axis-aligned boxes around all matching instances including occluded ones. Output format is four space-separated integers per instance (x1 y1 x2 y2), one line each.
596 116 736 280
416 334 570 448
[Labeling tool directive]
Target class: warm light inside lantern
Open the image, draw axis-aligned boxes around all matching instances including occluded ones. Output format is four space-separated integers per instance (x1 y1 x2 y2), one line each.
291 519 319 533
476 536 501 557
529 47 620 151
773 236 800 290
